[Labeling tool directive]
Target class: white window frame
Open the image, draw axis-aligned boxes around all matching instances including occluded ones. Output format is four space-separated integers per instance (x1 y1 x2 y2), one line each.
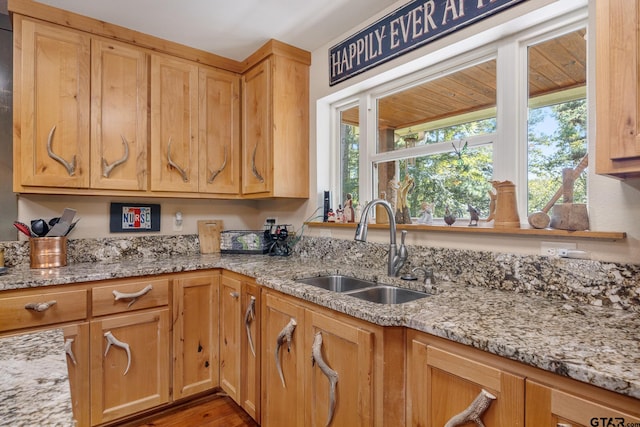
328 5 588 222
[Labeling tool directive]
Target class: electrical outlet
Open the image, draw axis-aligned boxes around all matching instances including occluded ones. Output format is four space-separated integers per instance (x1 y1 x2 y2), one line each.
540 242 576 257
173 212 183 231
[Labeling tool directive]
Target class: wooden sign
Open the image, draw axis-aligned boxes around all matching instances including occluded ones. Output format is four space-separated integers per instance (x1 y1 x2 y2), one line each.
329 0 527 86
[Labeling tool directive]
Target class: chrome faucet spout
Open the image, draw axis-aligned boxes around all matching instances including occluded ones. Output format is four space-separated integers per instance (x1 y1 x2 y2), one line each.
354 199 407 277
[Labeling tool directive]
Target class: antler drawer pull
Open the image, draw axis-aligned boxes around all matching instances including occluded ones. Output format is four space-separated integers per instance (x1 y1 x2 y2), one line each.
102 135 130 178
275 318 297 387
104 331 131 376
24 300 57 312
244 296 256 357
444 389 496 427
230 291 240 299
167 138 189 182
112 284 153 308
46 125 77 176
311 332 339 427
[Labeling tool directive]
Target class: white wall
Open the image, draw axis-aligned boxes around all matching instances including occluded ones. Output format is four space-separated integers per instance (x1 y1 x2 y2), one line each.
305 0 640 265
17 195 311 240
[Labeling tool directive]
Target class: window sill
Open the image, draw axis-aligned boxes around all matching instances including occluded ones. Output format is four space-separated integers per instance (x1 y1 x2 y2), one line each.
306 221 626 241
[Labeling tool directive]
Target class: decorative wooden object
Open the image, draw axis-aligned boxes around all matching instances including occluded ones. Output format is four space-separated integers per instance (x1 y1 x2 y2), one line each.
490 180 520 228
550 158 590 231
528 155 588 229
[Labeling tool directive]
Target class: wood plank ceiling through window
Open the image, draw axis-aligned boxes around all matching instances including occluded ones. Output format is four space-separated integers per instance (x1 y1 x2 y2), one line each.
341 29 586 130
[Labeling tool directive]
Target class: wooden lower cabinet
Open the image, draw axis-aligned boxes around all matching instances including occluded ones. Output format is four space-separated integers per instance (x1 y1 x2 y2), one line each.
526 380 640 427
241 279 261 421
261 290 307 427
220 272 242 401
220 271 261 421
90 309 170 425
62 322 90 427
261 289 404 427
172 271 220 400
407 330 525 427
305 309 374 427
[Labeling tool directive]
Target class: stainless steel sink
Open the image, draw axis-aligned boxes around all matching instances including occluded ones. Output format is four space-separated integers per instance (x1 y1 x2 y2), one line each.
297 275 377 292
346 285 429 304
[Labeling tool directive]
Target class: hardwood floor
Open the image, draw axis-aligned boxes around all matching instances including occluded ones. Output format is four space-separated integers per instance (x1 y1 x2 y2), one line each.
120 393 259 427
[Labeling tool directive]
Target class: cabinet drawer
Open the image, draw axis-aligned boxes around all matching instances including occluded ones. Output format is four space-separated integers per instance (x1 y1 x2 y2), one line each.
92 278 169 316
0 289 88 333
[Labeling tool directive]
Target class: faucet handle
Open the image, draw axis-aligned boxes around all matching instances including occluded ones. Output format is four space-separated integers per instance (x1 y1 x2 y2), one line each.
411 267 435 287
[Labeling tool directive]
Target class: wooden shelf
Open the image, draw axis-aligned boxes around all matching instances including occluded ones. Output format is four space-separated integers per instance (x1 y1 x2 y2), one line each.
306 221 626 241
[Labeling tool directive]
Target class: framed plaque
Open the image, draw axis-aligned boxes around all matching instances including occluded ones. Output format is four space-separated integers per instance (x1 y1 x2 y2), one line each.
110 203 161 232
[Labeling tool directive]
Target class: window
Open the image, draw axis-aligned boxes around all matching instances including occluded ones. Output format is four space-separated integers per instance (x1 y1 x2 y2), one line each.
527 29 587 213
334 9 588 226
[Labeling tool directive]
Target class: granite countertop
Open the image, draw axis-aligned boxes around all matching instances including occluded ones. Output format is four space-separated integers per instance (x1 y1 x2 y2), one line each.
0 329 74 427
0 253 638 400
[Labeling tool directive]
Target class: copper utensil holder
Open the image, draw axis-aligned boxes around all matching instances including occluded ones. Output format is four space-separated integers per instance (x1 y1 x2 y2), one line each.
30 237 67 268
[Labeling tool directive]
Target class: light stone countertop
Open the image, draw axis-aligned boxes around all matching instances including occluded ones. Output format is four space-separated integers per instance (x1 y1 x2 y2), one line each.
0 253 638 401
0 329 74 427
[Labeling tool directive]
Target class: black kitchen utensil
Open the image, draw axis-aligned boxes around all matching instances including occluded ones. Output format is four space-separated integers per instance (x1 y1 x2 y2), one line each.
30 219 50 237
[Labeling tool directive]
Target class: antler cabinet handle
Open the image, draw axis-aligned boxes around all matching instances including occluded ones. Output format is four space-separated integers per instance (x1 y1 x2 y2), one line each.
311 332 339 427
104 331 132 376
244 296 256 357
112 284 153 308
274 318 297 387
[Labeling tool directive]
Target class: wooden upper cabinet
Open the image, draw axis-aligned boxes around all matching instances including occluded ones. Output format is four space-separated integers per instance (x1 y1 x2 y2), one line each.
150 54 199 192
596 0 640 178
242 59 271 195
199 66 241 195
90 38 148 191
242 45 310 198
15 17 90 189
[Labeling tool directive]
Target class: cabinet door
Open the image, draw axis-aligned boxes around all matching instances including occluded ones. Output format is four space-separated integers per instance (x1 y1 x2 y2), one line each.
241 280 261 421
150 54 199 192
199 66 241 195
270 54 309 198
90 38 148 190
16 18 90 188
595 0 640 177
305 310 374 427
220 273 242 401
90 309 169 425
242 59 271 195
407 333 524 427
261 291 306 427
173 272 220 400
62 322 90 427
526 380 640 427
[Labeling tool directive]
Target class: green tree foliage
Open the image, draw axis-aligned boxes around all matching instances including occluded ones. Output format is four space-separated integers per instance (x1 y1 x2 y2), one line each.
527 99 587 213
399 119 495 219
341 124 360 206
340 99 587 221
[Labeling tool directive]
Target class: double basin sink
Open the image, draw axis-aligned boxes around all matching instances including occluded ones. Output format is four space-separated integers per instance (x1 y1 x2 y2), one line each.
296 275 429 304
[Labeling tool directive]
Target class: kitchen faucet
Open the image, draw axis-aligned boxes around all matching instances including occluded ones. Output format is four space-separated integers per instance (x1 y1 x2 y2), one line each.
354 199 408 277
